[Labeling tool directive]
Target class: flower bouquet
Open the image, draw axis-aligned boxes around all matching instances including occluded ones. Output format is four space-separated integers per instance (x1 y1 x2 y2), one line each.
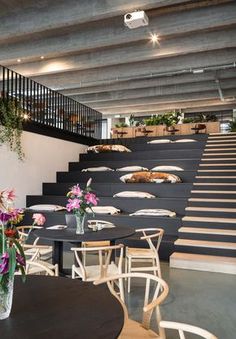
0 189 45 319
66 179 98 234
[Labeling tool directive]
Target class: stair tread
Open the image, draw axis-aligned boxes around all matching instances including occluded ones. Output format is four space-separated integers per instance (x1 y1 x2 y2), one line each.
210 132 236 135
203 153 236 156
189 198 236 203
205 148 236 151
206 143 236 147
179 227 236 236
183 216 236 223
208 136 236 139
170 252 236 263
193 183 236 186
202 158 236 161
175 238 236 249
200 163 236 166
192 190 236 194
198 169 236 172
186 207 236 212
195 176 236 179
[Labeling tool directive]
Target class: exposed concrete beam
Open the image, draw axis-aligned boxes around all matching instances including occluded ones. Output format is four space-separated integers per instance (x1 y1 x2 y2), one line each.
0 0 195 43
72 78 236 103
89 89 236 110
101 99 235 116
6 27 236 77
28 49 236 90
1 2 235 64
183 104 235 113
60 69 236 95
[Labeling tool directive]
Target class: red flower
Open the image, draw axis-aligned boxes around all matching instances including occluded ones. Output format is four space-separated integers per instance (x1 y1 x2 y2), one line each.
4 229 17 238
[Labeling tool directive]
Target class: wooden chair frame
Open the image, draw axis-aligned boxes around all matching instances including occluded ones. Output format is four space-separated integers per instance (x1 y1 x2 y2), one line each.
71 244 124 282
94 272 169 338
125 228 164 293
160 321 217 339
25 260 58 277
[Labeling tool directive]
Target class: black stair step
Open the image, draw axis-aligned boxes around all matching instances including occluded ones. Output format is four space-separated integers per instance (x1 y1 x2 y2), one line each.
182 219 236 229
188 199 236 208
178 232 236 242
193 184 236 191
42 182 193 198
191 191 236 199
80 149 203 161
128 141 206 152
185 210 236 218
57 170 196 183
69 159 201 171
194 177 236 183
174 244 236 257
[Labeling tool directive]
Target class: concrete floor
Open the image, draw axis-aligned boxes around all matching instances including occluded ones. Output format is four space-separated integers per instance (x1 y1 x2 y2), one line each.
64 253 236 338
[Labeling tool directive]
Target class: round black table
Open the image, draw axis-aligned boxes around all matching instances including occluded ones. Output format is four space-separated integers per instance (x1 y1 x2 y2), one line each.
33 226 135 275
1 276 124 339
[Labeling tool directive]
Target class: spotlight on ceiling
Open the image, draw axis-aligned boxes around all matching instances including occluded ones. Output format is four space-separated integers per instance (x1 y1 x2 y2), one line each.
40 56 45 60
192 69 204 74
150 33 159 44
17 59 21 63
124 10 149 29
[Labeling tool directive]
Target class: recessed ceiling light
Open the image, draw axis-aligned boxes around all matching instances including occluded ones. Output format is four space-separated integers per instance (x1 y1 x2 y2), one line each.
150 33 159 44
193 69 204 74
40 56 45 59
17 59 21 63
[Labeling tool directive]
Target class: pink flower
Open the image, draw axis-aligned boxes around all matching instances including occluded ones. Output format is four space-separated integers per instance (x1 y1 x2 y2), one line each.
85 192 98 206
66 198 81 212
70 184 82 197
1 189 16 202
32 213 46 226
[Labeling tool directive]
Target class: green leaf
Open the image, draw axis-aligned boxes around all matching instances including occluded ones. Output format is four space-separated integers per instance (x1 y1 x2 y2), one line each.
12 239 26 263
7 247 16 279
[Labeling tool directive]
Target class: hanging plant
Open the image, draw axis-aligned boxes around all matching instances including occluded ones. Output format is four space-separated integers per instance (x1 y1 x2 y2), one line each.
0 97 24 160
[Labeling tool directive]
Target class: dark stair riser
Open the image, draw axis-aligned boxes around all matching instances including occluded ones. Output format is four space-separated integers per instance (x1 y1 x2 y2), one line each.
80 149 203 161
191 192 236 199
69 159 201 171
200 159 236 164
188 201 236 208
193 185 236 191
57 171 196 183
179 232 236 242
42 183 193 198
194 177 236 183
185 210 236 218
174 245 236 257
22 211 180 236
128 142 206 152
182 219 236 229
102 134 208 145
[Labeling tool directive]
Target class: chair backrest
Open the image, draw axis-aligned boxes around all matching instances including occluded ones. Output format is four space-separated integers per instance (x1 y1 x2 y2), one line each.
160 321 218 339
94 272 169 338
71 244 124 281
196 124 206 130
17 225 41 245
136 228 164 252
25 260 56 276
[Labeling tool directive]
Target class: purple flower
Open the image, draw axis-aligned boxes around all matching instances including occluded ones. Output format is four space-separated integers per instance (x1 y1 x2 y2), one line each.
66 198 81 212
0 252 9 274
0 212 12 223
16 252 25 267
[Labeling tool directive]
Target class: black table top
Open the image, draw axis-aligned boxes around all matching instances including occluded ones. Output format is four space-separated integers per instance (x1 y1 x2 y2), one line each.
0 276 124 339
33 226 135 243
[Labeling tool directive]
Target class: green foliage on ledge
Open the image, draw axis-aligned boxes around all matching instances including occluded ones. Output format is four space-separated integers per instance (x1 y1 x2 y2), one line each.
0 97 24 160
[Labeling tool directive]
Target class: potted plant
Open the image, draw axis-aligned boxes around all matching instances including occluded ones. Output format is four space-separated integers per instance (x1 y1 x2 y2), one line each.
0 97 25 160
66 179 99 234
228 119 236 132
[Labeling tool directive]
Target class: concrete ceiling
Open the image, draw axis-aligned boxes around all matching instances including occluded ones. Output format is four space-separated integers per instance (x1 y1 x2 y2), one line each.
1 0 236 118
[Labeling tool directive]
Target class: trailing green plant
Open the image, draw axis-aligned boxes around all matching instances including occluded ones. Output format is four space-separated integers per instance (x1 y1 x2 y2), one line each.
194 113 218 123
228 119 236 132
0 98 24 160
114 122 128 128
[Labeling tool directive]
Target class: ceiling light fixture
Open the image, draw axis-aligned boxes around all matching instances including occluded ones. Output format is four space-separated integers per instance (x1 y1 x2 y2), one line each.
17 59 21 63
192 69 204 74
40 56 45 59
150 33 159 44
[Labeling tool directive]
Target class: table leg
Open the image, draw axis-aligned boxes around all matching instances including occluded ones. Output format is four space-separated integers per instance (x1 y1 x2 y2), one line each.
110 240 116 262
53 241 64 274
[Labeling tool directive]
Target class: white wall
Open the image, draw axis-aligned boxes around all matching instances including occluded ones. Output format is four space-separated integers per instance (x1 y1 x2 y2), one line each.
0 131 87 207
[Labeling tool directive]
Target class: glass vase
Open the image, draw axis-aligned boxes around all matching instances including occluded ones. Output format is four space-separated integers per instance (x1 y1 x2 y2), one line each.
75 213 85 235
0 277 14 320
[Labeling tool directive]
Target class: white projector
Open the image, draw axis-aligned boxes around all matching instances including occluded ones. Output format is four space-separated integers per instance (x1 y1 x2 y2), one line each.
124 10 149 29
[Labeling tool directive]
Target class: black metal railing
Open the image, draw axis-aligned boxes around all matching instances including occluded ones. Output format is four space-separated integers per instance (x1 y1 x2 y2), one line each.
0 65 102 139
